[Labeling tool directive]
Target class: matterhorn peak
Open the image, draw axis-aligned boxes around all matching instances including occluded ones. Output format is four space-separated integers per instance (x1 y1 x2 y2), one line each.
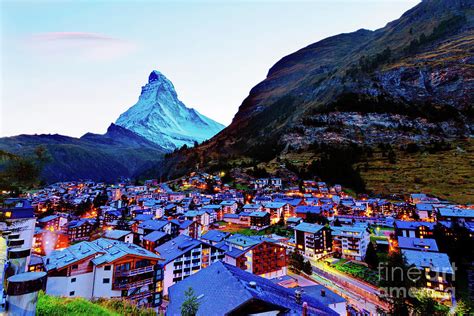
116 70 224 150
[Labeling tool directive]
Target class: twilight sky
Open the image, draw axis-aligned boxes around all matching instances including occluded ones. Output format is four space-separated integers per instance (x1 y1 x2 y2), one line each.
1 0 419 137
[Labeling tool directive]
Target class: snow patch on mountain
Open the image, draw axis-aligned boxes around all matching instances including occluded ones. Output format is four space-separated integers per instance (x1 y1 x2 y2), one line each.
116 70 225 150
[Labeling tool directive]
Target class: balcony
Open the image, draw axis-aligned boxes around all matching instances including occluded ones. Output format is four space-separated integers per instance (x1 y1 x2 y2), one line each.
129 291 153 301
114 277 154 290
115 265 154 277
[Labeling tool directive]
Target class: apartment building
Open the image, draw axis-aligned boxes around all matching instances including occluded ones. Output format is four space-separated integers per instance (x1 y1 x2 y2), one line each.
155 235 225 296
330 225 369 261
294 222 332 258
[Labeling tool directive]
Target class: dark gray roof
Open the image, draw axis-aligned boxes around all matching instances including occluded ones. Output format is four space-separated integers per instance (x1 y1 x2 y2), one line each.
143 231 168 242
295 285 346 305
201 230 230 243
167 261 337 316
155 235 203 264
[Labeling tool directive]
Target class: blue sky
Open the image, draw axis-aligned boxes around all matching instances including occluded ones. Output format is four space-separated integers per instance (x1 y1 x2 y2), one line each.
1 0 419 137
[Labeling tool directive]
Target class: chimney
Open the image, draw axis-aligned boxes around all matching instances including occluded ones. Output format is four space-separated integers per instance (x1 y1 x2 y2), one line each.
295 289 302 304
302 302 308 316
249 281 257 289
320 289 326 297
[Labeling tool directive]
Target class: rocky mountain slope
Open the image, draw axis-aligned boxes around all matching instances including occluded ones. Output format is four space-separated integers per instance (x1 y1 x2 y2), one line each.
158 0 473 197
116 71 224 150
0 124 165 183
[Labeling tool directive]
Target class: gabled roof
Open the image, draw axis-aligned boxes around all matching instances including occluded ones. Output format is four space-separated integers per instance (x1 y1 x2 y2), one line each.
243 204 261 209
155 235 205 264
398 237 439 252
249 211 269 218
294 222 324 234
167 261 337 316
295 206 322 214
38 215 59 223
438 207 474 218
220 200 237 206
201 230 230 243
264 202 287 209
402 249 453 274
170 219 195 229
104 229 132 240
395 220 436 230
134 214 154 221
143 230 168 242
139 219 169 231
43 238 160 271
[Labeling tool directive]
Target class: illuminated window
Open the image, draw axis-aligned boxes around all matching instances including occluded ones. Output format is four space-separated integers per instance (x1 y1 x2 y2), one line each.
5 211 11 218
426 282 432 287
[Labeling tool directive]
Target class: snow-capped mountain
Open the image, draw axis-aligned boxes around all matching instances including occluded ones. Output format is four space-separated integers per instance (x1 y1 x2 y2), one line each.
116 70 225 150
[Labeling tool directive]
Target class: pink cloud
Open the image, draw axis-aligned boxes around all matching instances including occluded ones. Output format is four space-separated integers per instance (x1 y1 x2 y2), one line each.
25 32 137 61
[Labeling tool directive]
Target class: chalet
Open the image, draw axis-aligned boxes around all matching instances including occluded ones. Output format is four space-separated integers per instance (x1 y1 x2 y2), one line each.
143 231 171 251
294 222 331 258
402 249 454 295
67 219 95 242
249 211 271 230
220 200 238 214
103 229 134 244
397 237 439 252
286 217 303 227
220 234 287 279
37 215 62 231
263 202 288 224
170 219 202 239
138 220 179 239
104 209 122 222
437 207 474 223
223 212 251 226
295 206 322 219
415 203 435 220
242 204 262 213
200 230 231 245
183 210 215 227
43 238 163 307
201 204 222 221
395 220 435 238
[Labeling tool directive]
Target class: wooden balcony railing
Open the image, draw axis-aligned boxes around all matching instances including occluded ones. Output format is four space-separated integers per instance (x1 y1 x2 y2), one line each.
114 277 154 290
115 265 154 277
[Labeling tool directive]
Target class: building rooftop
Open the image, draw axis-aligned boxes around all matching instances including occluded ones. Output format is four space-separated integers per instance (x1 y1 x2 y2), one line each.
294 222 324 234
167 261 337 316
296 285 346 306
155 235 204 264
43 238 160 271
402 249 453 274
438 207 474 218
103 229 132 240
201 230 230 243
397 237 439 252
143 230 168 242
395 220 436 230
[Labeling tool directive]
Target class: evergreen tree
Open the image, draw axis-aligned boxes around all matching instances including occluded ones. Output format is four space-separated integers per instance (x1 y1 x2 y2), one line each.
364 242 379 269
181 287 200 316
303 260 313 275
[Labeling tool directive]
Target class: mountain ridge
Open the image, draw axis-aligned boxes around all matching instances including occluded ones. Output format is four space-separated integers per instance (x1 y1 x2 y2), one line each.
155 0 473 197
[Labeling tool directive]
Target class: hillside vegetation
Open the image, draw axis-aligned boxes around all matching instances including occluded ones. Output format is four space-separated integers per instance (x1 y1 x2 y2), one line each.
156 0 473 200
36 291 156 316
